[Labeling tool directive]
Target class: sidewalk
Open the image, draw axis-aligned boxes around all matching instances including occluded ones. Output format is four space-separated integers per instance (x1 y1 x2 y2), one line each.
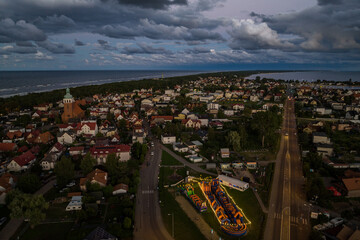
175 196 220 240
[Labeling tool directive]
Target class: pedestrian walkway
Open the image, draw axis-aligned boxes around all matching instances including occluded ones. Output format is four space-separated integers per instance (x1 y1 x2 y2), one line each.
252 188 268 214
175 196 220 240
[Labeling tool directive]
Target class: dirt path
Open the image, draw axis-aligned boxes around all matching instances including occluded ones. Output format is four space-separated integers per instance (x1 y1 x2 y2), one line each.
175 196 220 240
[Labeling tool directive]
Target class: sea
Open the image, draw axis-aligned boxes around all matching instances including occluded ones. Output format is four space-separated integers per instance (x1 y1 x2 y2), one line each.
247 71 360 82
1 70 360 98
0 70 205 98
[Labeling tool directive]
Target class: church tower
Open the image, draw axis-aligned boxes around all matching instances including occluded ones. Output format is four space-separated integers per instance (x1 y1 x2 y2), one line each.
62 88 74 123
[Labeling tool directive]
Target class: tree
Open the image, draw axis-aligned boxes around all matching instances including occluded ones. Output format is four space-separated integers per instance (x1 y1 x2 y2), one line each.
54 156 75 187
227 131 241 152
80 153 96 174
17 173 41 193
123 217 132 229
105 153 122 184
9 192 49 228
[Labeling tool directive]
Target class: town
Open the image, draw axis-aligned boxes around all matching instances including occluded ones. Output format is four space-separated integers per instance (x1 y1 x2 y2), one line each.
0 74 359 240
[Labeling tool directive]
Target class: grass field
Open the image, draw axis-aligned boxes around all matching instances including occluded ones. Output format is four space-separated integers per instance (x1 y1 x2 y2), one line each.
19 222 74 240
159 188 207 240
161 150 182 165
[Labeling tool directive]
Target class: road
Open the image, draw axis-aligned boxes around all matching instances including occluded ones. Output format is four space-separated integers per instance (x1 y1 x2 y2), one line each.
264 99 310 240
134 131 173 240
0 178 56 240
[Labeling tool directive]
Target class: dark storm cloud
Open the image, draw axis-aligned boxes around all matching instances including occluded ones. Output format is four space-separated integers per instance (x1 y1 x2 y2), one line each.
183 46 211 54
96 19 224 42
0 18 46 42
251 0 360 52
33 15 76 32
75 39 85 46
16 41 36 47
9 45 37 54
122 43 172 54
97 39 117 50
114 0 187 9
317 0 342 5
37 40 75 54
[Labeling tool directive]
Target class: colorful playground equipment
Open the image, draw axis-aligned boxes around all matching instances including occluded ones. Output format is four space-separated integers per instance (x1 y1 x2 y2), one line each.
200 179 247 237
180 184 207 212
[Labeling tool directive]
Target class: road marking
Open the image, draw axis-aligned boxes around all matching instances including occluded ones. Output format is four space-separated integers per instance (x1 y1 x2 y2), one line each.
142 190 154 194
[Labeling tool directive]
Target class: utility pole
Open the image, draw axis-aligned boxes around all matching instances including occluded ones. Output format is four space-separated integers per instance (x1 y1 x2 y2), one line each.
168 213 174 238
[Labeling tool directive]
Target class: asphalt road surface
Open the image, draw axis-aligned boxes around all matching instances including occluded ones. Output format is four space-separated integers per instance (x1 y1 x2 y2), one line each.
264 99 310 240
134 139 173 240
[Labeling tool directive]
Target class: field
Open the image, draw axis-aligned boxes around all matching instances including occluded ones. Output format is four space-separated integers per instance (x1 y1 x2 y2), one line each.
161 150 182 165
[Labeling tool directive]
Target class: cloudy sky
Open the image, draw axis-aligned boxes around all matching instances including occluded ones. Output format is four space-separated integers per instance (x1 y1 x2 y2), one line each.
0 0 359 70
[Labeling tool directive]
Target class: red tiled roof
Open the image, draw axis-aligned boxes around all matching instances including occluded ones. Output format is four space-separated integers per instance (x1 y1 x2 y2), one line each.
69 146 84 152
90 144 131 156
151 116 173 121
12 150 36 167
0 143 17 152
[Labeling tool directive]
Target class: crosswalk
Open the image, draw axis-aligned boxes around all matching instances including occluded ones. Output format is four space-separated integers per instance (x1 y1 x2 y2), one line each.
142 190 154 194
272 212 308 225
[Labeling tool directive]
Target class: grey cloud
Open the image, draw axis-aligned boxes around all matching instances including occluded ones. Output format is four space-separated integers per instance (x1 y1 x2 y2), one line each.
75 39 85 46
37 40 75 54
255 0 360 52
9 45 37 54
16 41 35 47
97 39 117 50
0 18 46 42
183 46 211 54
114 0 187 9
122 43 172 54
317 0 342 5
34 15 76 32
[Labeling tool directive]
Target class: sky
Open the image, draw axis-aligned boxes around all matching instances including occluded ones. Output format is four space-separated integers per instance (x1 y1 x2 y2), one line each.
0 0 359 71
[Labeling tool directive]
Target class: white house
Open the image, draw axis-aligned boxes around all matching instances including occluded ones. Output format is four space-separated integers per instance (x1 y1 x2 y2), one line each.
173 143 189 153
66 196 83 211
57 131 76 145
161 135 176 144
112 183 128 195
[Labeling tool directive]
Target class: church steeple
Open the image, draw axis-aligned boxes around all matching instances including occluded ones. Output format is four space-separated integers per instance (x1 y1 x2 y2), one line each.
63 88 74 104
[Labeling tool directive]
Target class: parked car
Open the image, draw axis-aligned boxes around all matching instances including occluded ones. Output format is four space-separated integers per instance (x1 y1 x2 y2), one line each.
0 217 7 226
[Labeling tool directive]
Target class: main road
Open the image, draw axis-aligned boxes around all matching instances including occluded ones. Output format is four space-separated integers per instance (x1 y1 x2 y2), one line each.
264 98 310 240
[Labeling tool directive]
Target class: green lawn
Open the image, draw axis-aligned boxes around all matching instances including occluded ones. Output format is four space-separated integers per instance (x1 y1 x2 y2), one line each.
159 188 207 240
45 203 75 220
20 222 74 240
161 150 182 165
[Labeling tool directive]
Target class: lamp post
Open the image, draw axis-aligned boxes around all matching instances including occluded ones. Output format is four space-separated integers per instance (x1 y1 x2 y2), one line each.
168 213 174 238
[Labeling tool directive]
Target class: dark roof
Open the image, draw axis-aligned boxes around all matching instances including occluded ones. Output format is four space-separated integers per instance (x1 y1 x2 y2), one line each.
84 227 117 240
313 132 327 137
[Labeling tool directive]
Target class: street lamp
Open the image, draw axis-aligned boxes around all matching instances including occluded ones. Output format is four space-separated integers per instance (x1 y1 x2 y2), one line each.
168 213 174 238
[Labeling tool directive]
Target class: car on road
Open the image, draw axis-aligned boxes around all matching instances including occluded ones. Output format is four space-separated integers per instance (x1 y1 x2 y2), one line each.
151 152 154 156
285 133 288 136
151 142 154 147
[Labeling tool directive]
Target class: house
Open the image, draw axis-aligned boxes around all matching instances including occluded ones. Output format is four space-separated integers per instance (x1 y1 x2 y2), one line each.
150 116 173 126
173 143 189 153
132 131 146 144
316 144 334 156
84 227 118 240
342 178 360 198
189 156 202 163
0 173 15 204
7 150 36 172
313 132 331 144
207 102 219 110
69 146 85 156
161 135 176 144
90 144 131 164
57 131 76 145
77 121 98 136
233 104 245 111
246 162 258 169
220 148 230 158
220 163 231 171
34 131 54 144
66 196 83 211
80 169 108 191
181 119 201 129
0 143 17 152
40 152 60 170
112 183 128 195
224 109 234 116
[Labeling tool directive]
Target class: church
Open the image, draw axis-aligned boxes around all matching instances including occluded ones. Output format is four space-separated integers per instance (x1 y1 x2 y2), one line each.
61 88 85 123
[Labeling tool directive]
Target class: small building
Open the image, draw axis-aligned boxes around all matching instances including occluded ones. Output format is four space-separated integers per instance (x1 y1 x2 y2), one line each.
80 169 108 191
7 150 36 172
218 175 249 191
246 162 257 169
112 183 128 195
66 196 83 211
161 135 176 144
316 144 333 157
57 131 76 145
313 132 331 144
173 143 189 153
220 163 231 171
342 178 360 198
220 148 230 158
189 156 202 163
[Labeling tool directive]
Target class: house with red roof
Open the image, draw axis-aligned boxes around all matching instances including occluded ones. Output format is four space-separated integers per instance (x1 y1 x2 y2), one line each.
7 150 36 172
90 144 131 164
80 168 108 191
0 173 16 204
112 183 128 195
76 121 98 136
0 143 17 152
